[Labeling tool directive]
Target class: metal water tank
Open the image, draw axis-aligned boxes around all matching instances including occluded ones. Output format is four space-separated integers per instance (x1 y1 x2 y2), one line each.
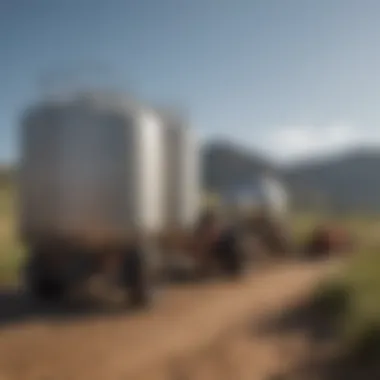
158 109 201 229
19 92 167 243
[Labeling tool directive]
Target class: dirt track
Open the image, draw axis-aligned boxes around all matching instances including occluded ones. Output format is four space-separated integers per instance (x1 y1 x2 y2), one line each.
0 260 336 380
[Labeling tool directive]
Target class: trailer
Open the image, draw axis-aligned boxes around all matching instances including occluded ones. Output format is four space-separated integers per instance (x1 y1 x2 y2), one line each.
17 92 204 308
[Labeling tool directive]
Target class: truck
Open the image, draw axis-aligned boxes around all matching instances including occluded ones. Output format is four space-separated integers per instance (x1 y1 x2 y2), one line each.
17 91 205 308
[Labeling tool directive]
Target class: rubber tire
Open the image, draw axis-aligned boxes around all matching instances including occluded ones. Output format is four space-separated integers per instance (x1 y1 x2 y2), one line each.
214 228 245 279
24 254 65 302
123 245 157 309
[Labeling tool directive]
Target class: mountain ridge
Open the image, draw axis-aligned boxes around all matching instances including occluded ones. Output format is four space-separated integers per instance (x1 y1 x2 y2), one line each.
203 142 380 212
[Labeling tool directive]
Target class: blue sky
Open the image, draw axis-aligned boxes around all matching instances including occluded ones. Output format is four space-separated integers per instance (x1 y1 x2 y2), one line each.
1 0 380 163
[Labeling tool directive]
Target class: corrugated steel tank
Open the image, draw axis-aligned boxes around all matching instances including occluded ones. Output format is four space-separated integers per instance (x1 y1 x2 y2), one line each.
19 92 174 243
19 92 201 244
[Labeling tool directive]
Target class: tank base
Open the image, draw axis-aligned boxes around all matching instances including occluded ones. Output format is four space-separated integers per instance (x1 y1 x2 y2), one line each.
22 240 161 310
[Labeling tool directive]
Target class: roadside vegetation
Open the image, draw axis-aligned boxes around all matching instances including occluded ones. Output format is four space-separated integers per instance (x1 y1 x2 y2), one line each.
300 207 380 334
0 184 24 284
312 246 380 364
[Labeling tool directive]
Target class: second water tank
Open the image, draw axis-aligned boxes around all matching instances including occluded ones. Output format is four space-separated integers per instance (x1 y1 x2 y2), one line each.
158 109 201 229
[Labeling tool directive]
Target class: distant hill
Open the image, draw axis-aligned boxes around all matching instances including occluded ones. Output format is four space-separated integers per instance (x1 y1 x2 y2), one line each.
282 148 380 212
202 140 276 193
203 142 380 213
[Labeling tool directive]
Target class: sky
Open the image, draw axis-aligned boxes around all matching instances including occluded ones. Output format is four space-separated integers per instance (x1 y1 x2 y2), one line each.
1 0 380 164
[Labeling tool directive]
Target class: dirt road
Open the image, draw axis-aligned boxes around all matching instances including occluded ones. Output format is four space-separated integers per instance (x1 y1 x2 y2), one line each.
0 260 336 380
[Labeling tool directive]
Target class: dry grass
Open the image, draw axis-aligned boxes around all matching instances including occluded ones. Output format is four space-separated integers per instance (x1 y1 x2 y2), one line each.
0 186 24 284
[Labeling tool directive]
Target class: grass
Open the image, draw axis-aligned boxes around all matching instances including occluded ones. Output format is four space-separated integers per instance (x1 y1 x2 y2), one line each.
311 244 380 365
290 210 380 365
0 185 25 284
340 250 380 344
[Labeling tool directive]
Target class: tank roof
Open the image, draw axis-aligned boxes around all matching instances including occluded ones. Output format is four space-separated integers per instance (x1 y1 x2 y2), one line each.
154 106 190 131
29 90 155 116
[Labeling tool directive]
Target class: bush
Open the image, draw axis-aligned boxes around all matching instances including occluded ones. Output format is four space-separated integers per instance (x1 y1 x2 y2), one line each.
315 247 380 363
312 278 350 320
0 186 24 284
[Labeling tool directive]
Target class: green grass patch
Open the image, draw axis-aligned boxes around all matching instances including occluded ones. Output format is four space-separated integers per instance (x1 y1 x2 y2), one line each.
312 277 350 320
0 186 25 284
313 246 380 363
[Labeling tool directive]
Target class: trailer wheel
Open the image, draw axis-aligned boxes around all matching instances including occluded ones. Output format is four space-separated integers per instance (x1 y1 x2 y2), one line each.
24 254 64 302
123 245 158 309
215 228 245 279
